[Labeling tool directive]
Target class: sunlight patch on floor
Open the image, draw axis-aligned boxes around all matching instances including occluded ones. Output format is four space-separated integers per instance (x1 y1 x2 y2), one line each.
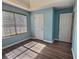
30 43 46 53
24 41 38 48
5 41 46 59
15 50 38 59
5 46 27 59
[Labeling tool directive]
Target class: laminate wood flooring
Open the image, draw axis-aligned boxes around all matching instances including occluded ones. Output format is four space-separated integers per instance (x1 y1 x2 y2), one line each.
2 39 73 59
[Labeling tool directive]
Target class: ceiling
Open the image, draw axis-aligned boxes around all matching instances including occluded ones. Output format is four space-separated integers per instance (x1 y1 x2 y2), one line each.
2 0 76 11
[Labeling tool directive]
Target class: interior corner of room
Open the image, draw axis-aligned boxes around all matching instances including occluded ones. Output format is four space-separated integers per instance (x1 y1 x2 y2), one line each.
2 0 77 59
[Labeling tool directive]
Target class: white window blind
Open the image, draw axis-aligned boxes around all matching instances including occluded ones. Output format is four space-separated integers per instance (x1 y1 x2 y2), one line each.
2 11 27 37
15 14 27 34
2 11 16 36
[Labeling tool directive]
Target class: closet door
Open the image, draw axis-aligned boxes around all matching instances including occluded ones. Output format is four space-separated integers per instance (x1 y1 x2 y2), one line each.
34 14 44 40
59 13 72 43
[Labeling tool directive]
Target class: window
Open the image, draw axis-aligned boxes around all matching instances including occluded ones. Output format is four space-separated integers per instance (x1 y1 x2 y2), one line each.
2 11 27 37
2 11 16 36
15 14 27 34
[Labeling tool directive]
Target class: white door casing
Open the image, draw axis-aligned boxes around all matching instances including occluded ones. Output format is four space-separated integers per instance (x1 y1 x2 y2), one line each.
59 13 72 43
34 14 44 40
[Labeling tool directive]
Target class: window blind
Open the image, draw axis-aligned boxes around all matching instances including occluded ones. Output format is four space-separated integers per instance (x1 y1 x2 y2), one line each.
2 11 27 37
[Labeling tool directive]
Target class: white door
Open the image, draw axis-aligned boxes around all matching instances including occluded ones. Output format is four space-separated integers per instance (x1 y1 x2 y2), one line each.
59 13 72 43
34 14 44 40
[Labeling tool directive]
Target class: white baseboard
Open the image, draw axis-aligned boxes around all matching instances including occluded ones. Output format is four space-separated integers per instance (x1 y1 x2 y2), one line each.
32 37 53 43
54 39 59 40
71 48 76 59
43 40 53 43
2 37 32 49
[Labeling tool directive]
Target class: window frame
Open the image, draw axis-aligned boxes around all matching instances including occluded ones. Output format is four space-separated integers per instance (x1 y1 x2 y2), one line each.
2 10 28 38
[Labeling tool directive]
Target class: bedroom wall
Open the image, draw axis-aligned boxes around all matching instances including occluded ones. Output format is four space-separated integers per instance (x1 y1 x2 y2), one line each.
72 4 77 59
2 3 32 48
31 8 53 43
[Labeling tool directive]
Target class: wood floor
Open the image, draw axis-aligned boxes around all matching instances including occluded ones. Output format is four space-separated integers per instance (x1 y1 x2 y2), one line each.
2 39 73 59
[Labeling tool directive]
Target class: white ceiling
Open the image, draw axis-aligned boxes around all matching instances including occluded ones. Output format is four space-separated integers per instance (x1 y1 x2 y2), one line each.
3 0 76 11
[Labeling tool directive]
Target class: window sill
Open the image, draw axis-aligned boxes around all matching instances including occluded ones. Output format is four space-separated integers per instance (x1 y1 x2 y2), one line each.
2 32 27 39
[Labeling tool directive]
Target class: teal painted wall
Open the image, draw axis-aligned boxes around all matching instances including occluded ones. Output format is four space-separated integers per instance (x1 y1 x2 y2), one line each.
2 3 32 47
31 8 53 42
53 7 73 39
72 5 77 59
2 3 74 48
